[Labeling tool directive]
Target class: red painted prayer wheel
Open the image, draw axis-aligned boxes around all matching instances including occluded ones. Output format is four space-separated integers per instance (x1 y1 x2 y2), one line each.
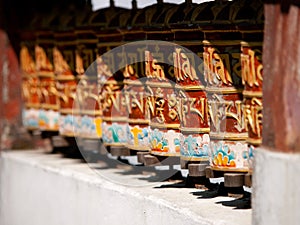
122 9 150 154
203 39 249 171
20 45 40 130
143 2 182 158
101 77 127 149
238 2 264 169
169 2 210 165
75 27 101 140
241 41 263 169
35 31 59 132
124 63 149 152
145 49 181 157
53 29 79 137
93 5 130 152
98 52 127 150
198 0 264 172
173 46 210 163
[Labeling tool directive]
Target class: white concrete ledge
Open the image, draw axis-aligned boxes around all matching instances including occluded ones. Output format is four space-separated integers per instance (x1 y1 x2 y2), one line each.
0 150 251 225
253 148 300 225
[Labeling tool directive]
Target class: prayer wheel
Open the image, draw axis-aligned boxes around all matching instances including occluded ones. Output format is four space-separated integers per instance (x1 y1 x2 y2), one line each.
123 61 149 153
203 39 249 171
241 41 263 170
53 29 78 137
240 8 264 169
143 3 181 159
122 6 150 155
145 48 181 157
20 44 40 130
170 1 210 168
94 5 130 155
201 0 263 172
35 31 59 132
20 15 42 131
75 21 101 143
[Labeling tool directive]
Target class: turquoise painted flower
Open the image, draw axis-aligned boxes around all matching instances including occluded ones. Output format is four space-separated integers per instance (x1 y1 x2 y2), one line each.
151 129 163 142
184 135 197 154
64 115 74 125
174 138 180 146
142 128 149 138
39 111 49 123
108 123 126 143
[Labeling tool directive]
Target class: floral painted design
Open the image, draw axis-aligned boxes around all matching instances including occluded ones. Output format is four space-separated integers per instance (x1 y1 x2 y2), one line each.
210 141 248 169
38 109 49 127
150 129 180 154
180 133 210 159
127 125 149 148
77 115 102 138
247 145 255 169
59 114 75 135
102 122 127 144
23 109 39 128
39 109 59 130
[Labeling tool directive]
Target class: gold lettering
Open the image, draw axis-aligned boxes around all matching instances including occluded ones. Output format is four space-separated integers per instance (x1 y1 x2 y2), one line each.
155 98 165 123
208 95 224 132
190 97 206 122
245 98 263 136
208 95 245 132
20 46 35 75
203 46 233 85
75 52 85 75
131 91 144 113
145 51 165 80
39 80 59 104
145 86 155 118
173 48 198 82
53 48 72 75
225 100 245 132
97 55 113 77
167 94 179 121
56 82 77 104
214 53 232 84
76 80 101 110
35 45 53 72
241 48 263 87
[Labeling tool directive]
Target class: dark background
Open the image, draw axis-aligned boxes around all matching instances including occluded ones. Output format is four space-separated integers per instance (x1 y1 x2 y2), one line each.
0 0 92 53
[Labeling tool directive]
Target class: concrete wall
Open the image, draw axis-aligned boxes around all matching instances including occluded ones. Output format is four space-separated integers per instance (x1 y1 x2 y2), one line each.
0 150 251 225
252 148 300 225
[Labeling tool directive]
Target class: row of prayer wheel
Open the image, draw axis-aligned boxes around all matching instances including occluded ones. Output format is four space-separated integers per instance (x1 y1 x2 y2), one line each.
20 0 263 174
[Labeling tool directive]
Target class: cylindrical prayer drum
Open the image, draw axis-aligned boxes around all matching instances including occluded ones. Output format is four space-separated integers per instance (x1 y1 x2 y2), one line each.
76 74 101 139
169 2 211 168
173 46 210 163
145 48 181 157
20 45 40 130
141 3 182 158
35 32 59 132
203 40 249 171
123 63 149 152
101 78 127 150
241 41 263 169
99 54 128 151
122 7 152 154
52 29 79 137
75 29 101 140
53 46 77 137
93 3 130 153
